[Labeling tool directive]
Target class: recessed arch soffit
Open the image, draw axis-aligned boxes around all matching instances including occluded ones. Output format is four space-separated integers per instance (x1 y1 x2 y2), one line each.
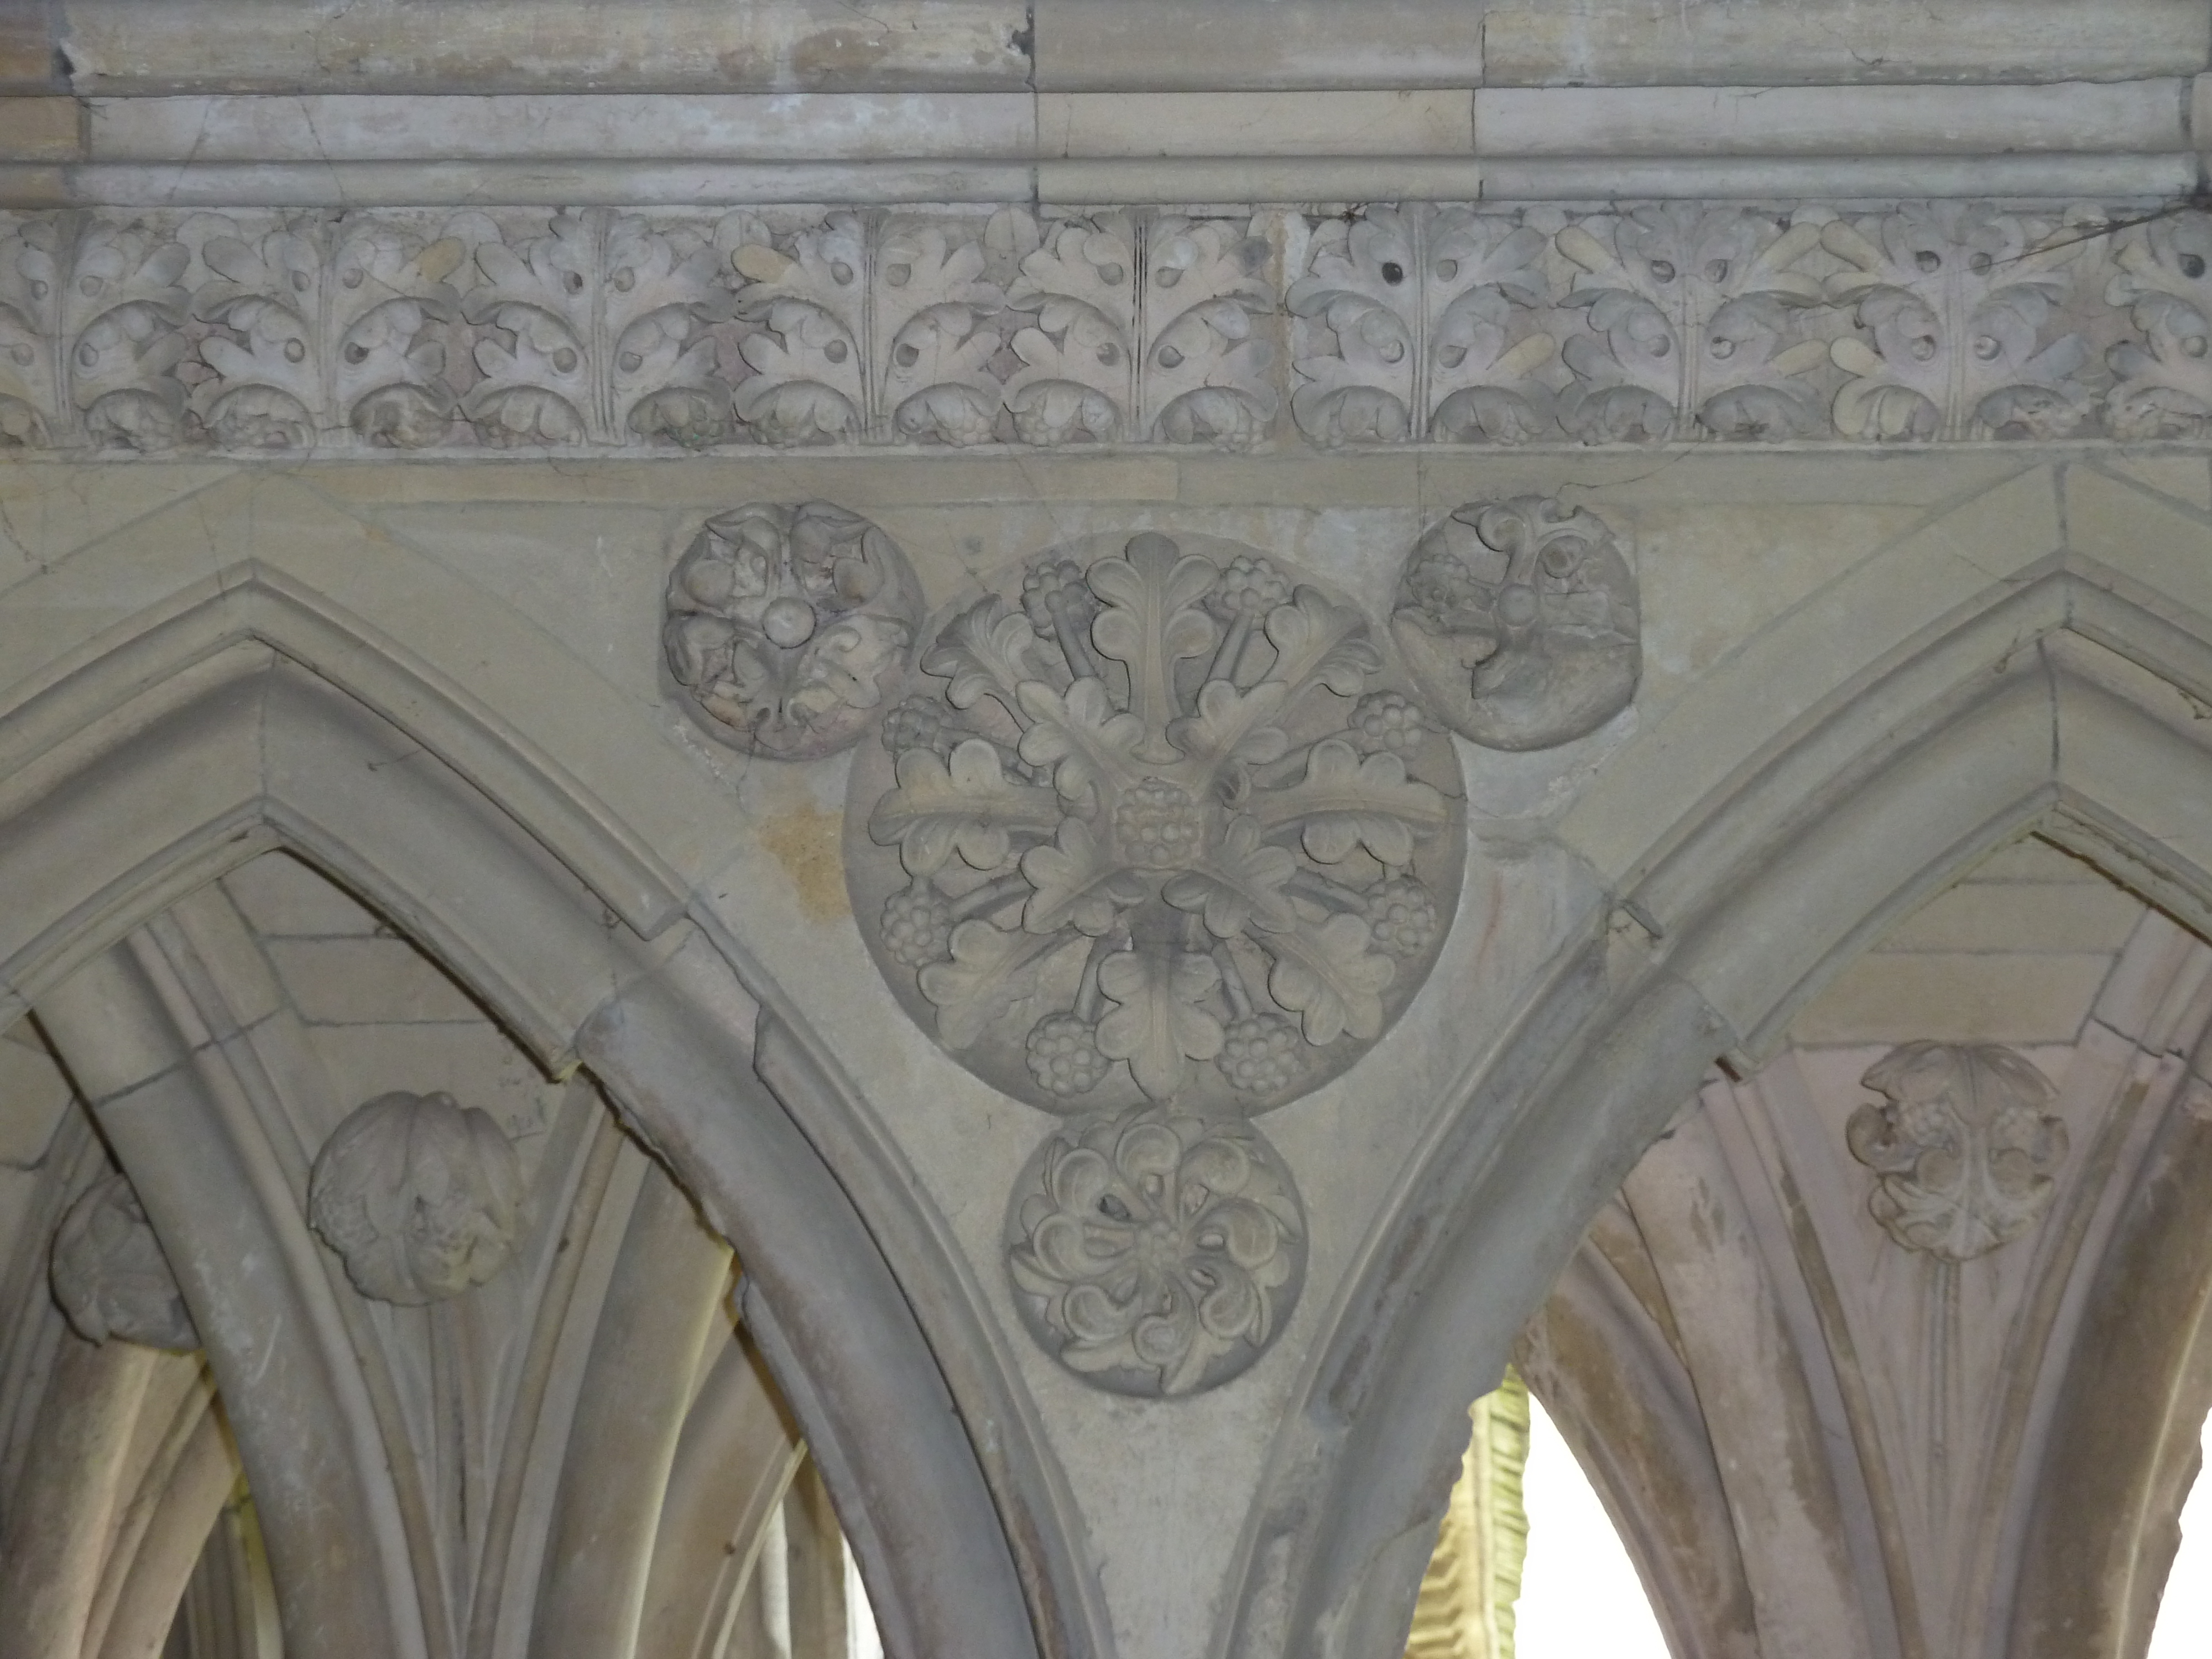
1520 837 2212 1659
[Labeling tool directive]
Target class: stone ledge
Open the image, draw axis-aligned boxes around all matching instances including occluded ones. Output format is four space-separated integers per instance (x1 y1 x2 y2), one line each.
0 199 2204 459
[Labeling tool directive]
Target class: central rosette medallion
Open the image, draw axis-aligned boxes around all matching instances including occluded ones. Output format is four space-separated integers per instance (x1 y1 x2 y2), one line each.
847 530 1465 1119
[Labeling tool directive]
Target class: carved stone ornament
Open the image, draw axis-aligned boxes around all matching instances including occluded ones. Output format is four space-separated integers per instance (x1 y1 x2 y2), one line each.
49 1172 199 1351
1007 1105 1305 1397
1393 498 1640 750
307 1091 526 1305
0 201 2194 457
846 531 1465 1117
1846 1042 2068 1262
664 502 922 758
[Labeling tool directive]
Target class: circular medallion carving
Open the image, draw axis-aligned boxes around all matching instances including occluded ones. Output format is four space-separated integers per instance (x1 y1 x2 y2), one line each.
847 531 1465 1116
664 502 923 759
1391 496 1640 751
1007 1105 1305 1396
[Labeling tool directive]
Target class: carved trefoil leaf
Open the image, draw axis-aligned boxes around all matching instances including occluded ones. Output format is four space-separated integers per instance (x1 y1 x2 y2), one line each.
1006 1105 1306 1397
665 501 923 759
1394 497 1640 750
1846 1041 2068 1261
849 530 1463 1117
307 1091 526 1305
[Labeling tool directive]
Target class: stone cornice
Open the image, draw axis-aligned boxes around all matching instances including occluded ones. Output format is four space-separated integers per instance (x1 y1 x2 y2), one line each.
1 199 2208 458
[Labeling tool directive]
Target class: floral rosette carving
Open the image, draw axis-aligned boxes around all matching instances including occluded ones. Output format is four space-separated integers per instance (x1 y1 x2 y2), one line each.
1007 1104 1305 1396
847 532 1464 1116
665 502 922 759
1846 1041 2068 1262
1394 497 1640 750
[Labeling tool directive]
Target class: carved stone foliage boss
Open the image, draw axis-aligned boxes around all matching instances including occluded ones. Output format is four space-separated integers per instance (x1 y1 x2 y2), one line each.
847 530 1467 1118
665 501 922 758
1394 495 1640 750
1847 1041 2068 1262
307 1091 526 1305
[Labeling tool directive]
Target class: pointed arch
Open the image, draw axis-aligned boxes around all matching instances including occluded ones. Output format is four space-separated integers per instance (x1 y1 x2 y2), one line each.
0 544 1060 1659
1229 466 2212 1659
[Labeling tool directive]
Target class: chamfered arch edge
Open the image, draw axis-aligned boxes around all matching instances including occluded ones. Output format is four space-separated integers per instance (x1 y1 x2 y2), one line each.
0 578 1057 1659
1243 490 2212 1659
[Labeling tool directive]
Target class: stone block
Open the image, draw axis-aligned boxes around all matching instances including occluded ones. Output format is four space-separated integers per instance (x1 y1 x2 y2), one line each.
0 1023 72 1166
0 96 78 161
1037 90 1473 158
87 92 1035 163
0 12 59 93
1788 952 2115 1045
222 851 386 938
1037 155 1483 204
1473 81 2184 156
57 0 1032 93
1876 882 2143 954
265 937 484 1025
1481 0 2212 86
1031 0 1483 90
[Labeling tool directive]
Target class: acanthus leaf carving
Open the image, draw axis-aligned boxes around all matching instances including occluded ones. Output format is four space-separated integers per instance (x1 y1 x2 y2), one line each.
1558 205 1827 444
878 217 1007 447
306 1090 526 1305
1392 496 1641 750
728 211 869 446
665 500 923 759
2105 208 2212 441
1846 1041 2068 1261
50 1171 199 1351
1003 210 1137 445
66 217 192 451
0 200 2206 454
1824 202 2096 441
1142 216 1278 449
1006 1104 1305 1397
0 215 62 447
848 531 1464 1117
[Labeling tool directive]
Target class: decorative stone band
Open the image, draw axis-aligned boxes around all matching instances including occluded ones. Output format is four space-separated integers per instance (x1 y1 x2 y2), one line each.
0 200 2208 457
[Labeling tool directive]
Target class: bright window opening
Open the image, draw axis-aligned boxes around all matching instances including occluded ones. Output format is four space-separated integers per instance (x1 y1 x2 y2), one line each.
1409 1375 1668 1659
2146 1410 2212 1659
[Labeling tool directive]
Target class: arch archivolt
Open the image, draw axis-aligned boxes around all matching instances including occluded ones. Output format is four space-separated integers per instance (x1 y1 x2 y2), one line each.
6 456 2212 1659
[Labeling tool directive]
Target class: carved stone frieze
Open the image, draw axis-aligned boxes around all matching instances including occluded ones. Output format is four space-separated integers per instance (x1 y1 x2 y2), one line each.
1846 1041 2068 1261
665 502 922 758
307 1091 526 1305
1007 1104 1305 1397
847 531 1465 1117
49 1172 199 1350
1394 497 1640 750
0 202 2204 457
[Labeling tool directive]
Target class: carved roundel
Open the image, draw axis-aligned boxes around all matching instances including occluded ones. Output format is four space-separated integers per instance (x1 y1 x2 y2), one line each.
664 502 924 759
1391 496 1640 752
1007 1104 1305 1397
846 530 1465 1117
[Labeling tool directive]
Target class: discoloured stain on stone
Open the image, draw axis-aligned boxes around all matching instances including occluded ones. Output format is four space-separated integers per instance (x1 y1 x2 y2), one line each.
759 802 850 921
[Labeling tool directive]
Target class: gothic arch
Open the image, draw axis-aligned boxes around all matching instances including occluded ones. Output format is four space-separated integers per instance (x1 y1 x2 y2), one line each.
1235 466 2212 1659
0 540 1064 1659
